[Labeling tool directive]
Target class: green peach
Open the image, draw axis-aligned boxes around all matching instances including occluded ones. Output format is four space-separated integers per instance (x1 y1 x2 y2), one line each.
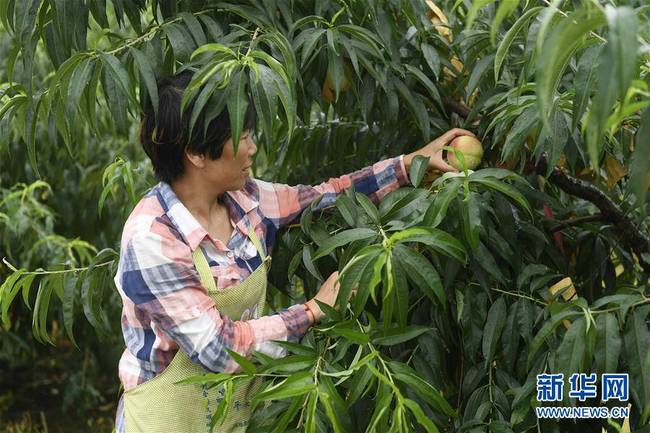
447 136 483 170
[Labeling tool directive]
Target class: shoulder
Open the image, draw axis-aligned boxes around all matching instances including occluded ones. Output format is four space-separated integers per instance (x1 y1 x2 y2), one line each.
119 186 190 265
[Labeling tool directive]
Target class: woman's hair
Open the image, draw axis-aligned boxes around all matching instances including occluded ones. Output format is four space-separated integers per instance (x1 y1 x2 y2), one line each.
140 70 255 184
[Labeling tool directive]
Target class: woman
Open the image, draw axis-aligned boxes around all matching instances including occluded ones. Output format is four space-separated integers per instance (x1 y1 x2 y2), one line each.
114 71 475 432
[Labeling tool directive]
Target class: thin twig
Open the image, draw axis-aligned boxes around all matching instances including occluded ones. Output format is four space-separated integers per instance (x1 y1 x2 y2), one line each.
490 287 547 306
1 257 114 274
547 213 604 233
244 27 261 57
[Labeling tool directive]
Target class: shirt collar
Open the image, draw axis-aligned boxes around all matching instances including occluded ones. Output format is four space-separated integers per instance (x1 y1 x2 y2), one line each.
225 180 259 238
155 181 259 252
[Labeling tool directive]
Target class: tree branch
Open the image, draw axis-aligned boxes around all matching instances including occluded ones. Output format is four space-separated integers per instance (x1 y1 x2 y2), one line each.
536 157 650 274
443 96 473 119
547 214 604 233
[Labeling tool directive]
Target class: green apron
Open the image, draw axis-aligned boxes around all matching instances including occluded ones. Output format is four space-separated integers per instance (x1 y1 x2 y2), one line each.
123 228 269 433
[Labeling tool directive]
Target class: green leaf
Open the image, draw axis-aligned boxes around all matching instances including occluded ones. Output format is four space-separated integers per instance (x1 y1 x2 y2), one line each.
342 246 384 313
494 7 542 80
364 388 391 432
624 308 650 413
80 272 102 331
403 399 441 433
408 155 430 188
594 313 621 374
328 327 370 345
604 6 638 105
67 57 94 113
404 64 442 109
390 361 455 417
628 108 650 211
392 257 408 328
249 50 296 136
482 297 507 364
226 68 247 156
312 228 377 260
586 6 638 170
389 226 466 263
392 244 446 307
557 316 587 376
424 178 462 227
99 52 137 108
264 354 315 373
421 43 440 79
469 177 533 218
572 45 600 129
335 194 358 227
355 193 380 224
466 0 496 30
302 245 323 282
536 10 605 127
304 390 318 433
466 55 494 100
297 28 326 67
225 348 256 375
249 64 277 145
501 105 538 161
393 77 430 141
253 371 315 402
62 273 78 346
1 269 26 329
23 93 44 177
199 14 223 41
163 22 195 59
179 12 206 46
130 47 159 119
371 325 430 346
270 340 316 357
490 0 519 46
32 278 54 344
460 195 480 252
528 309 582 366
260 31 297 85
191 42 236 60
270 396 302 433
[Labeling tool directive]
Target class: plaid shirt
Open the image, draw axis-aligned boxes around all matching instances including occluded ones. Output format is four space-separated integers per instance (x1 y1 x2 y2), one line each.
114 155 408 430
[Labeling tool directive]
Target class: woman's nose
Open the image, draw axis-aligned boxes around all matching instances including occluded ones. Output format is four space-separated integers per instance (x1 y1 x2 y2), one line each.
248 138 257 156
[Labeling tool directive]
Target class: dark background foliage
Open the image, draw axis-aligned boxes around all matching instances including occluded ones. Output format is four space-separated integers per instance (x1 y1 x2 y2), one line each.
0 1 648 432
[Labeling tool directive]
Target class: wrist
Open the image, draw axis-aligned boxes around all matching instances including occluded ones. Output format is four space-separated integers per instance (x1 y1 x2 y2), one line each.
403 153 413 170
304 299 322 323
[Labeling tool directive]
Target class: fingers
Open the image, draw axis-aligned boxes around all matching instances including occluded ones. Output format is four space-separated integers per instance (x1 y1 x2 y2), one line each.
327 271 339 282
435 160 459 173
439 128 476 143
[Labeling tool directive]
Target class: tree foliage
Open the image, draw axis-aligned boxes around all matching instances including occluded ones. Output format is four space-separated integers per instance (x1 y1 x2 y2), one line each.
0 0 649 431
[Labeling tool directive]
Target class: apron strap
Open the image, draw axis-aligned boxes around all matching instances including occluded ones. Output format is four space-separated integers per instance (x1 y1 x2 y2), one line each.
192 247 217 292
247 227 269 263
192 228 269 291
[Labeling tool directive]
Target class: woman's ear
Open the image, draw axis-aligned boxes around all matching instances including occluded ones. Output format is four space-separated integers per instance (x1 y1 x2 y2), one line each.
184 150 206 169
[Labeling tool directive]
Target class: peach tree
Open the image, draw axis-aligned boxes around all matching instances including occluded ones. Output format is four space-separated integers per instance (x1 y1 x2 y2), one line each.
0 1 648 432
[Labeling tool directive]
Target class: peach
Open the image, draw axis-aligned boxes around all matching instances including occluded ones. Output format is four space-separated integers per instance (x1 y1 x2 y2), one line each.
447 136 483 170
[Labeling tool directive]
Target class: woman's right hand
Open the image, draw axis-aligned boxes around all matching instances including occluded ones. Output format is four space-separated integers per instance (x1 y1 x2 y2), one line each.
305 271 341 322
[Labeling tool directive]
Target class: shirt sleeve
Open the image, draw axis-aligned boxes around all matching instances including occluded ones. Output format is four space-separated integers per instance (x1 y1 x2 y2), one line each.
255 155 410 229
117 225 313 373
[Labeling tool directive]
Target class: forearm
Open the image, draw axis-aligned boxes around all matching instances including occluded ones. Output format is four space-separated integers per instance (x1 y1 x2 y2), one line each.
164 303 313 371
260 155 410 229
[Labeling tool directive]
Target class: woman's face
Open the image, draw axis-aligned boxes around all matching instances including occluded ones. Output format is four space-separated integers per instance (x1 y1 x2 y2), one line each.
206 130 257 190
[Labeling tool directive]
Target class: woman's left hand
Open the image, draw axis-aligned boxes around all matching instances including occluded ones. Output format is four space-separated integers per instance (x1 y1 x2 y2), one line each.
403 128 477 173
